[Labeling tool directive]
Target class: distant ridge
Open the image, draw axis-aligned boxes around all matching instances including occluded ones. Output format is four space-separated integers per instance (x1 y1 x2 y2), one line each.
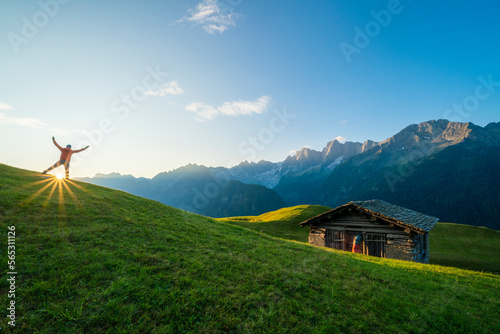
78 164 286 217
77 119 500 229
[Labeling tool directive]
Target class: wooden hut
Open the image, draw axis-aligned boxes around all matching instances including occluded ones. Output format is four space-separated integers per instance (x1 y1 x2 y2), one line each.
300 200 439 263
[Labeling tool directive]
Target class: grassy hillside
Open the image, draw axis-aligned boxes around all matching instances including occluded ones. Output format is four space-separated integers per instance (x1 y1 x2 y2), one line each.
1 164 499 333
218 205 331 242
430 223 500 274
221 206 500 274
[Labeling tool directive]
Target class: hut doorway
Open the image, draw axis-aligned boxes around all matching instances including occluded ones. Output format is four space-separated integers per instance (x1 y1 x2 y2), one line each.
325 230 367 254
345 232 363 253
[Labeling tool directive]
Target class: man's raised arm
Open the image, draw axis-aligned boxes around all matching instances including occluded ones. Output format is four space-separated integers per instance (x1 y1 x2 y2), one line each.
52 136 63 150
73 145 90 153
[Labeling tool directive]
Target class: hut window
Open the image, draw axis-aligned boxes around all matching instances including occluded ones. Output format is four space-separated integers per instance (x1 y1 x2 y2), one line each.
363 233 386 258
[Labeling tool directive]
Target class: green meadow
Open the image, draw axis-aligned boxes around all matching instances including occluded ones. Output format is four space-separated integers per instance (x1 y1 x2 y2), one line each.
1 164 499 333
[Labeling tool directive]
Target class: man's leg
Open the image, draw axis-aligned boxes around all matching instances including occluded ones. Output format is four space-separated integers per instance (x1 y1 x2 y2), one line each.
64 161 70 179
42 160 62 174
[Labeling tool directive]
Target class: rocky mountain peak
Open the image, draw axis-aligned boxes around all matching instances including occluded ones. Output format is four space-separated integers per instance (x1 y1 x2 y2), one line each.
323 139 343 155
378 120 476 150
361 140 377 152
296 147 322 160
323 140 362 162
358 119 500 167
282 147 322 172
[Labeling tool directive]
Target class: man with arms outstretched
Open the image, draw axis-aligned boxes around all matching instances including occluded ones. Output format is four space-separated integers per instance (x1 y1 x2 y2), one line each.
42 137 89 179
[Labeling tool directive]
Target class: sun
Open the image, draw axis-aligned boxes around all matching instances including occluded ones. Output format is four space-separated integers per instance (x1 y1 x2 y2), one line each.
55 173 64 180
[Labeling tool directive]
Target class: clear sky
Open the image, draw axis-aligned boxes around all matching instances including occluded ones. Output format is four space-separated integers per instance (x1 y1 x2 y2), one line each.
1 0 499 178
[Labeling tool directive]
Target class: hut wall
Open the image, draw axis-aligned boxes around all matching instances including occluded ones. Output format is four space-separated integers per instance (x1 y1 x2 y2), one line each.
385 233 431 263
306 210 431 263
385 243 414 261
309 233 325 247
412 234 430 264
424 234 429 263
308 227 326 247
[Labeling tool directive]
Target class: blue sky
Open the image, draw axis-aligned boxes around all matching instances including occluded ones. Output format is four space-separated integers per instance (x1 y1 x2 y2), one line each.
1 0 499 178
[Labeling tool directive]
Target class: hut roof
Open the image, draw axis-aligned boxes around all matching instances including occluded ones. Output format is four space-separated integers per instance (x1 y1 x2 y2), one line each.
300 199 439 233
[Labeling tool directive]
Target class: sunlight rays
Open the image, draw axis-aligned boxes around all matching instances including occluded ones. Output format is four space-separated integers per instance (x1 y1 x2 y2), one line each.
21 177 57 206
57 179 66 221
21 176 54 190
61 179 81 207
19 175 89 222
42 180 59 207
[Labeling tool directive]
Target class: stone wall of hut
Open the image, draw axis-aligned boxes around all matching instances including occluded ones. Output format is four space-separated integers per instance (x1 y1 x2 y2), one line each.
309 231 325 247
385 243 414 261
385 232 415 262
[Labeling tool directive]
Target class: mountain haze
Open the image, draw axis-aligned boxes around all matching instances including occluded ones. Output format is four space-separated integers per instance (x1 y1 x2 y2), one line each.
78 164 285 217
78 120 500 229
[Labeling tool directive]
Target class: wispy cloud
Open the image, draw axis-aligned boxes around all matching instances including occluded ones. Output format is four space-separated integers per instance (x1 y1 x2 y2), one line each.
0 101 13 110
340 119 348 125
186 96 271 121
178 0 240 34
334 136 347 143
0 112 45 128
146 81 184 96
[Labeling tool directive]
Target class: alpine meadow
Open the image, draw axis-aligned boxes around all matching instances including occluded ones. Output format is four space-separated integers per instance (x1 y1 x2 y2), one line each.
1 164 499 332
1 1 500 333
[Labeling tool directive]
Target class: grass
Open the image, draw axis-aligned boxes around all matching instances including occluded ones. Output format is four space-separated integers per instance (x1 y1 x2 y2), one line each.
1 163 499 333
430 223 500 274
221 206 500 275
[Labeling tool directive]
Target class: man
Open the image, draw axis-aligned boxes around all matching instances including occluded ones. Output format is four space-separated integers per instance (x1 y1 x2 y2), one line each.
42 136 89 179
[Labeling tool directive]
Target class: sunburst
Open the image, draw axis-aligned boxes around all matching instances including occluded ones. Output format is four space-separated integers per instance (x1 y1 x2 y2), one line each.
19 174 87 220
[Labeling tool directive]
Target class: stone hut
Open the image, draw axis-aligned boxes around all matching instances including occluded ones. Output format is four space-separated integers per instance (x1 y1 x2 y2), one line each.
300 200 439 263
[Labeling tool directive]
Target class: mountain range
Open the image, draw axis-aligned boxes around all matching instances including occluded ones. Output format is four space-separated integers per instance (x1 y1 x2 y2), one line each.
76 119 500 229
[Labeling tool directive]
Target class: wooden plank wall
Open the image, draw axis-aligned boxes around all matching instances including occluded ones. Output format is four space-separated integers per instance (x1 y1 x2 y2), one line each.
310 210 418 260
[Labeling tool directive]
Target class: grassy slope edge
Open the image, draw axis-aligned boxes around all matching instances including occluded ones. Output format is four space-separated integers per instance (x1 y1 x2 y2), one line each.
1 164 499 333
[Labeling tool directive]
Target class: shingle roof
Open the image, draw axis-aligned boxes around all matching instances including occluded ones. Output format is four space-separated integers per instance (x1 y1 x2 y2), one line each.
300 199 439 233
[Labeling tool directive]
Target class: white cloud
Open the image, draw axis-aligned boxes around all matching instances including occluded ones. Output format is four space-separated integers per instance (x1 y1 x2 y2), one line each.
178 0 240 34
146 81 184 96
0 102 13 110
186 96 271 121
0 112 45 129
340 119 348 125
334 136 347 143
